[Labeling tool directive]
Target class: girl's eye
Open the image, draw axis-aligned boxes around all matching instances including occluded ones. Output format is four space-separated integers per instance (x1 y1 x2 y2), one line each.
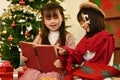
54 16 58 19
45 18 51 20
82 20 86 22
80 20 85 23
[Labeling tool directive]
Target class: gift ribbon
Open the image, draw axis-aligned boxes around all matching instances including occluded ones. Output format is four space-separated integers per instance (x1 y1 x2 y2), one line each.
13 72 18 80
0 71 23 80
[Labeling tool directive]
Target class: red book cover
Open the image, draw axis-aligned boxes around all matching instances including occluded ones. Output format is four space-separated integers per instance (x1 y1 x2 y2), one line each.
19 41 61 73
19 41 41 70
35 45 61 73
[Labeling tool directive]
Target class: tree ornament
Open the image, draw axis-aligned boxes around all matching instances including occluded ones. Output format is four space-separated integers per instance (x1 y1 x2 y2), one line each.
24 31 29 36
2 30 7 34
29 0 34 2
27 24 32 32
11 21 16 28
21 27 23 35
19 0 25 5
8 35 13 42
2 27 7 34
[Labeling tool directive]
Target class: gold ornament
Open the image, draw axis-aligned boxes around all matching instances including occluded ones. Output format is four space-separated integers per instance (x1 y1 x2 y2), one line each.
29 0 34 2
2 30 7 34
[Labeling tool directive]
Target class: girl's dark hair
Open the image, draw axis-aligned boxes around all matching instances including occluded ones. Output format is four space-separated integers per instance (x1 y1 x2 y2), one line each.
40 2 66 46
77 7 105 37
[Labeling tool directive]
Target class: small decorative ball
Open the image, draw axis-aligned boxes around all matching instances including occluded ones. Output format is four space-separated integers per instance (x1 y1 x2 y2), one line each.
2 30 7 34
8 35 13 42
24 31 29 36
29 0 34 2
19 0 25 5
11 22 16 28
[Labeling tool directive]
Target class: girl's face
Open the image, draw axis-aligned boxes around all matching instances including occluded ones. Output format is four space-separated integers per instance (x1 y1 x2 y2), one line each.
80 13 90 32
44 11 63 32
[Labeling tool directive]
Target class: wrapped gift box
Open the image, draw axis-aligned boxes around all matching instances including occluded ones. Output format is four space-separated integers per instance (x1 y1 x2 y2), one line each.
0 66 14 80
0 60 26 80
0 60 11 66
0 60 14 80
0 72 13 80
0 66 14 72
0 72 24 80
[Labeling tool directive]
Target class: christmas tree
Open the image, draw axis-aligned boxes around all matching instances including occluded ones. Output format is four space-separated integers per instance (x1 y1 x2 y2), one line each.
0 0 64 68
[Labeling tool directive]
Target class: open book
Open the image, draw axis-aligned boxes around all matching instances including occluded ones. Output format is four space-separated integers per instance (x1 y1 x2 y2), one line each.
19 41 61 73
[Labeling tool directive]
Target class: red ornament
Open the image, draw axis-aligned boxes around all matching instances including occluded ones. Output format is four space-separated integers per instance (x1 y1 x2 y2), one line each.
24 31 29 36
11 22 16 28
19 0 25 5
8 35 13 42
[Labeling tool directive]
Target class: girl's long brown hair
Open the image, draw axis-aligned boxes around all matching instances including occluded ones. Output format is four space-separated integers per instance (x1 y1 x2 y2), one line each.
40 2 67 46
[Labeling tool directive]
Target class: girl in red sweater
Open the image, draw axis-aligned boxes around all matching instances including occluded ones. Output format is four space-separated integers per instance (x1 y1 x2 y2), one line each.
54 2 120 80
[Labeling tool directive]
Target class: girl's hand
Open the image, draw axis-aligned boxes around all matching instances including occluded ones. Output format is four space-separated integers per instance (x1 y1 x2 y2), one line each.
20 53 28 62
54 59 62 68
57 47 67 55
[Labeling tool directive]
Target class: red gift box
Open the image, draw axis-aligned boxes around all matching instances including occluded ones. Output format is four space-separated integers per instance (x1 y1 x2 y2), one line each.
0 60 25 80
0 66 14 72
0 72 24 80
0 66 14 80
0 60 11 66
0 72 13 80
